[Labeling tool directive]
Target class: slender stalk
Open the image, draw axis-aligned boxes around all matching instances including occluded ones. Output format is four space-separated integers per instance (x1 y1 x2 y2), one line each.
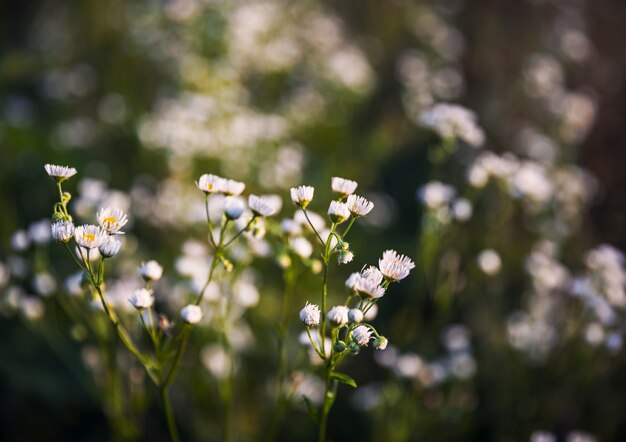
159 386 181 442
222 216 256 248
302 209 325 247
318 363 333 442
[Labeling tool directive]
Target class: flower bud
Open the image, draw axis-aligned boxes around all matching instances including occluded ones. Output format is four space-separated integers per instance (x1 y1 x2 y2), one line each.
373 336 388 350
333 341 347 353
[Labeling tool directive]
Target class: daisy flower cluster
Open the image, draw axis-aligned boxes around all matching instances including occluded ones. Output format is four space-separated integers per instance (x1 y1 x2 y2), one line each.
291 176 414 440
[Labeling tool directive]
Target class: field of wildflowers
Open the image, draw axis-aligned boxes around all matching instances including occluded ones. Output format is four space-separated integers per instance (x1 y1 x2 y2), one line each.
2 0 626 441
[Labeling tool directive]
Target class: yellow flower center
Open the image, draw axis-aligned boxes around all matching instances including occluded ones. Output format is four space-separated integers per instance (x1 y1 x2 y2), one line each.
103 216 118 226
83 233 95 242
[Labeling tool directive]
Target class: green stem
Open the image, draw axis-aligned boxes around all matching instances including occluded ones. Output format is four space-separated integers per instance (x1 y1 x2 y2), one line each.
302 209 325 247
318 363 333 442
159 386 181 442
222 216 256 248
341 217 356 238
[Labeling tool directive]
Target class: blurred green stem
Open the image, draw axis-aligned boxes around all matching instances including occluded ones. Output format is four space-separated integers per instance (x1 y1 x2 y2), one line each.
159 386 181 442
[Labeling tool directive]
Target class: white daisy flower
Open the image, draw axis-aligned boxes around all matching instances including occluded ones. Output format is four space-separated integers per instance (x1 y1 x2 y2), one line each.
181 304 203 324
362 265 384 286
328 201 350 224
348 308 363 324
280 219 302 236
222 179 246 196
346 194 374 217
99 236 122 258
378 249 415 282
299 302 321 326
97 207 129 235
417 103 485 147
75 225 107 249
51 221 75 243
326 305 350 327
290 185 315 209
139 260 163 282
196 174 226 194
44 163 77 183
331 177 358 197
129 288 154 309
352 325 373 346
248 195 278 217
356 277 385 299
224 196 245 220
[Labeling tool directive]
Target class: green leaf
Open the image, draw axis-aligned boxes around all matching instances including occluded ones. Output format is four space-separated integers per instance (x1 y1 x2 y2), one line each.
331 372 357 388
303 396 319 424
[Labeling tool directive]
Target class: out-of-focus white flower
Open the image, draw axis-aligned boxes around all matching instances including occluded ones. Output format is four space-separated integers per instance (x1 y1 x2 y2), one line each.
345 272 361 291
328 201 350 224
201 344 231 380
379 249 415 282
129 288 154 309
566 431 597 442
97 207 129 235
417 103 485 147
326 305 349 327
530 431 557 442
295 209 325 232
331 177 358 197
33 272 56 296
352 325 373 346
222 179 246 196
300 302 321 326
452 198 473 221
44 163 77 182
51 221 75 243
139 260 164 282
280 219 302 236
75 225 107 249
20 297 45 320
512 162 554 204
29 220 51 244
11 230 31 251
418 181 456 209
290 185 315 208
99 236 122 258
478 249 501 275
348 308 363 324
248 194 277 217
364 304 378 321
181 304 203 324
346 194 374 217
289 237 313 259
196 173 226 194
224 196 245 220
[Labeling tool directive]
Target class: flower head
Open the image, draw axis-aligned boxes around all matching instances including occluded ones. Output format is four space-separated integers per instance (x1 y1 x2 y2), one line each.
356 277 385 299
362 265 384 286
181 304 203 324
326 305 350 327
290 185 315 209
222 179 246 196
129 288 154 309
97 207 129 235
378 249 415 282
51 221 75 243
352 325 373 346
99 236 122 258
44 164 77 183
139 260 163 282
75 225 107 249
299 302 321 326
338 250 354 265
328 201 350 224
346 194 374 217
196 174 226 194
331 177 358 197
224 196 245 220
373 336 388 350
249 194 278 217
